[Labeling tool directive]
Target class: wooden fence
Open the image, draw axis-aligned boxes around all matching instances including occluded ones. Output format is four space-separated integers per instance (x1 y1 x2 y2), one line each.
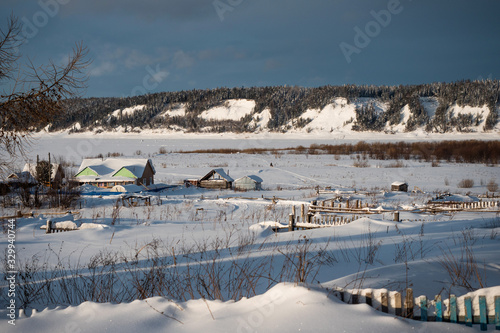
427 200 498 212
331 287 500 331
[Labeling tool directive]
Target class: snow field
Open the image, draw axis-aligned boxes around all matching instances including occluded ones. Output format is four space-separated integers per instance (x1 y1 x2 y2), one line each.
1 140 499 332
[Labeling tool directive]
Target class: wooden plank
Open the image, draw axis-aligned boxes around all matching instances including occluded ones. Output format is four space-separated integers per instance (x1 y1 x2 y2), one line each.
465 296 473 327
381 292 388 313
365 292 372 307
435 295 443 322
495 296 500 330
352 294 359 304
394 292 402 317
405 288 414 319
479 296 487 331
420 296 428 321
450 295 457 323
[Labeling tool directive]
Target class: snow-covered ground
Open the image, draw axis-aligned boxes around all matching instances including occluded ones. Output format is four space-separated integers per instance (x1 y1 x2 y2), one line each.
1 136 499 332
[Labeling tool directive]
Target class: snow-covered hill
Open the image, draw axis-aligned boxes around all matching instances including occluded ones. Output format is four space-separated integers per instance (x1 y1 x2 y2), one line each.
59 97 499 136
48 82 500 136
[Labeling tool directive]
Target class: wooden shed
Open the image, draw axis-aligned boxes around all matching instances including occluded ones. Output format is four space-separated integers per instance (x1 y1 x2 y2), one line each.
199 168 234 189
234 175 263 191
391 181 408 192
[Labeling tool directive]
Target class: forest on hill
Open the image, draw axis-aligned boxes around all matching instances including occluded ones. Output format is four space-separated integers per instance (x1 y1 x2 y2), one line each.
48 80 500 134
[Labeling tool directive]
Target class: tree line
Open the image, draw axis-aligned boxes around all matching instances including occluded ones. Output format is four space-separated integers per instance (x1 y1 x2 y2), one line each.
48 80 500 133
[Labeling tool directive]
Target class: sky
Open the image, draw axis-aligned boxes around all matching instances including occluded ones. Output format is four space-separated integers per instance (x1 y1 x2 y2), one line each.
2 0 500 98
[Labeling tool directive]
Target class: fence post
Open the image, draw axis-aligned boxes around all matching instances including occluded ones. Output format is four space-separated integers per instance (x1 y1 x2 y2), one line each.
495 296 500 330
465 296 473 327
365 292 372 307
301 204 305 221
395 292 402 317
420 296 427 321
394 211 400 222
479 296 487 331
450 295 457 323
405 288 414 319
381 292 388 313
45 220 52 234
288 214 295 232
435 295 442 322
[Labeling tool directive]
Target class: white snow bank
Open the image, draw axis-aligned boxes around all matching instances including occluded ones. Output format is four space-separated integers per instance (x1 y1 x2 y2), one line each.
199 99 255 121
78 223 108 230
12 284 475 333
298 97 356 132
248 108 271 130
40 220 78 230
159 103 187 118
111 105 146 117
249 222 276 237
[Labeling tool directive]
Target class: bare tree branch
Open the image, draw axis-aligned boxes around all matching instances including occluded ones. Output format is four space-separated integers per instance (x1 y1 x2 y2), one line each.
0 15 91 175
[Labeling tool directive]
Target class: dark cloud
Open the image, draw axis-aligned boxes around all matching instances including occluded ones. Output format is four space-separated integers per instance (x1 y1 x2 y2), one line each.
60 0 214 21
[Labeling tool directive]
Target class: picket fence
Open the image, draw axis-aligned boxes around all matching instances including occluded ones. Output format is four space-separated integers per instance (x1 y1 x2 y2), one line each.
331 287 500 331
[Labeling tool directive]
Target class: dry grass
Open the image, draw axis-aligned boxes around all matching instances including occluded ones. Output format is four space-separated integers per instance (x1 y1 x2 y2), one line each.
457 179 475 188
176 140 500 164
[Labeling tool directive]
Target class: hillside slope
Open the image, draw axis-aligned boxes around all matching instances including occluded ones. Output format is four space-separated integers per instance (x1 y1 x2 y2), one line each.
48 81 500 135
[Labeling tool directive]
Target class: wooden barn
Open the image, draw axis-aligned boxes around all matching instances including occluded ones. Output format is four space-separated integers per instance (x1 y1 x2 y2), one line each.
234 175 263 191
198 168 234 189
391 181 408 192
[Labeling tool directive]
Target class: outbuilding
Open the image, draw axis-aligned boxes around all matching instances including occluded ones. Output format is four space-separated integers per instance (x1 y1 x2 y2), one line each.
234 175 263 191
199 168 234 189
391 181 408 192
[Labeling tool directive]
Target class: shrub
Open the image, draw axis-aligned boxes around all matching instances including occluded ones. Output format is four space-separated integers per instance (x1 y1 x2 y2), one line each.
353 160 370 168
458 179 474 188
487 179 499 192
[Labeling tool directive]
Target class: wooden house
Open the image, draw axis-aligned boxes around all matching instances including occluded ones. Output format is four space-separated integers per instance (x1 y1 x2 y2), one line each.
7 171 37 186
234 175 263 191
198 168 234 189
11 163 65 188
391 181 408 192
74 158 156 188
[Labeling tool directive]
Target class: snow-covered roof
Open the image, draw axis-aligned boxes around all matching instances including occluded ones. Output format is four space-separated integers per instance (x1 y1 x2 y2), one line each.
75 158 155 181
22 163 61 180
201 168 234 182
7 171 37 183
235 175 263 183
391 181 408 186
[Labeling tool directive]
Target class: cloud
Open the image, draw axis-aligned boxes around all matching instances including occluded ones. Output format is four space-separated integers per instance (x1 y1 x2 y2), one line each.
151 69 170 83
172 50 195 69
264 59 282 71
90 61 116 77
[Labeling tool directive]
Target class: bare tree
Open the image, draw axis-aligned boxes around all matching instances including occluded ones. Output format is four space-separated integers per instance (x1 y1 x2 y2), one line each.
0 14 91 175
